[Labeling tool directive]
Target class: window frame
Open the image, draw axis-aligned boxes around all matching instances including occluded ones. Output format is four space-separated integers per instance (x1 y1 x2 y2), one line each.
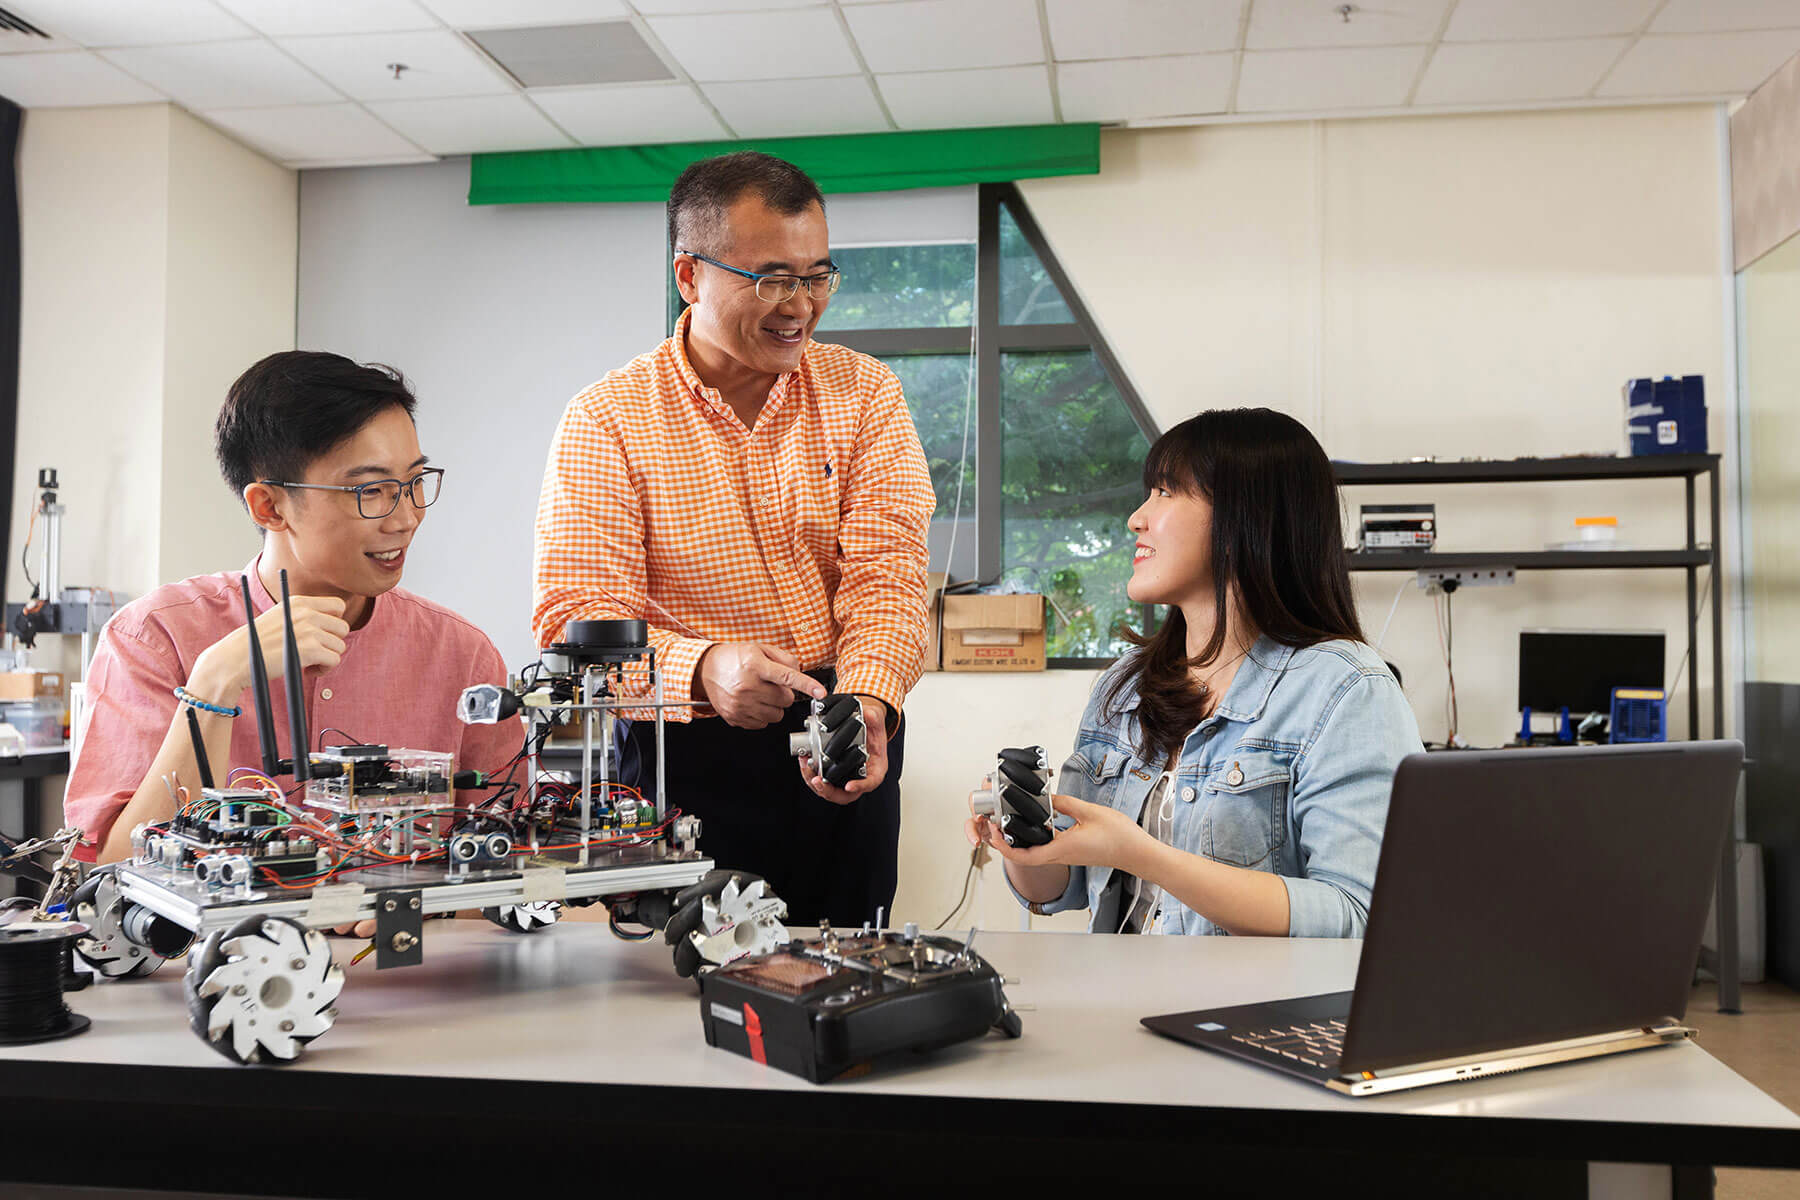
828 183 1160 668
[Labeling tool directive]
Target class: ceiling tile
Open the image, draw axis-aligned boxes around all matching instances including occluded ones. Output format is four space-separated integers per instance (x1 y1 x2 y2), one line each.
1045 0 1238 60
215 0 436 38
1236 45 1428 112
100 41 341 110
1444 0 1658 42
1597 30 1800 97
703 75 888 137
416 0 629 27
0 49 162 105
204 102 425 164
279 30 512 101
470 22 673 87
365 93 574 153
1248 0 1450 50
1414 37 1630 105
648 9 857 82
878 65 1053 129
7 0 252 48
532 81 727 144
634 0 819 13
0 25 83 54
1056 52 1233 121
1653 1 1800 33
843 0 1043 73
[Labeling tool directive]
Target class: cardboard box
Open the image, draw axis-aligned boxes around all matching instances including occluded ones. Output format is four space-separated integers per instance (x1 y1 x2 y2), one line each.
941 593 1045 672
0 670 64 701
922 572 947 672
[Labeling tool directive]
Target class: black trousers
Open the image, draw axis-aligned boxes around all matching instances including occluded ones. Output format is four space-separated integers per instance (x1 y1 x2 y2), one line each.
624 674 903 928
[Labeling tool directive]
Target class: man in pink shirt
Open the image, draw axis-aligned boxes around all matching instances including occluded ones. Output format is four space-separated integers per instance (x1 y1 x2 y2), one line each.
65 351 520 867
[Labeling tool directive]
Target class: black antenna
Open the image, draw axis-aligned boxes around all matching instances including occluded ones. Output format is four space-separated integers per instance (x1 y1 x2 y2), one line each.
279 569 311 783
239 575 282 779
184 707 215 790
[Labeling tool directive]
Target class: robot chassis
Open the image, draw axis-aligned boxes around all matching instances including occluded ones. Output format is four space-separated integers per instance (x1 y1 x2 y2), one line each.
58 579 867 1065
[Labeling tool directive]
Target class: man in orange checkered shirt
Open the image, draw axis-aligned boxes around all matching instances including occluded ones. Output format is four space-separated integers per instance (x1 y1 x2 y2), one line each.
533 152 935 925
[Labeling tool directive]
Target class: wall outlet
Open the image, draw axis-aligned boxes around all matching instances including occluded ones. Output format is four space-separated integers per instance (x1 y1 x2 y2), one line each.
1416 567 1515 593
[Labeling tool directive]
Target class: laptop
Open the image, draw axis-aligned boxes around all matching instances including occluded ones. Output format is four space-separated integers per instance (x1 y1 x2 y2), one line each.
1141 741 1743 1097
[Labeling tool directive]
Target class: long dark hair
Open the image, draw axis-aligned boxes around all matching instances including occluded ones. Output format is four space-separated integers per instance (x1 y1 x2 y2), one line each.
1103 408 1364 762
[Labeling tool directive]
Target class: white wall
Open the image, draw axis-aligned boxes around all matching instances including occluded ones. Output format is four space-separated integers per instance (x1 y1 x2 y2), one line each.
11 105 170 616
1742 229 1800 681
161 106 297 584
295 106 1732 927
1021 106 1730 752
8 103 295 618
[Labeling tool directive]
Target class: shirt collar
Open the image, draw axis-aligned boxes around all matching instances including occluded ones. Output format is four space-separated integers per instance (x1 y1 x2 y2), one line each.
243 552 383 642
668 307 803 411
1109 634 1292 723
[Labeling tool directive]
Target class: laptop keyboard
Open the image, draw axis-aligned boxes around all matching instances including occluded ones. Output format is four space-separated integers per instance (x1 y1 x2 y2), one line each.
1229 1019 1346 1070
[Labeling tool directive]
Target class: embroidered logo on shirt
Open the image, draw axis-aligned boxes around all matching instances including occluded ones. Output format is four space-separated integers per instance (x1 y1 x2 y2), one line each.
824 462 833 478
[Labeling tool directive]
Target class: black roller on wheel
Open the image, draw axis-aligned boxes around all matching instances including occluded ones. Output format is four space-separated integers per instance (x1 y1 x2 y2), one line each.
999 747 1043 768
817 693 860 730
823 747 866 788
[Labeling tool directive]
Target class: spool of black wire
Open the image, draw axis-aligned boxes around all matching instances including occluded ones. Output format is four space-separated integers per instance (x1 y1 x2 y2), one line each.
0 920 91 1044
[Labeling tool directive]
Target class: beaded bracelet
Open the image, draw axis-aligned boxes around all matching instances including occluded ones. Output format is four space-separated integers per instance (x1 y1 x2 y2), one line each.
173 686 241 718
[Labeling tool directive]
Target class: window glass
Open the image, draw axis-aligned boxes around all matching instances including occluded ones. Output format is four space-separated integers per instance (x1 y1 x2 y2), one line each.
999 207 1075 326
820 243 975 330
1001 349 1149 658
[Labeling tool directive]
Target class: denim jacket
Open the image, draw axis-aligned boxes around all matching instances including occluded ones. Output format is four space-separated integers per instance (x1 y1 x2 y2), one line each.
1015 637 1423 937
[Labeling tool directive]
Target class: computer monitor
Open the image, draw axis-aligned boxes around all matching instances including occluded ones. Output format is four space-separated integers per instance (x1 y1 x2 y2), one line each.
1518 629 1664 715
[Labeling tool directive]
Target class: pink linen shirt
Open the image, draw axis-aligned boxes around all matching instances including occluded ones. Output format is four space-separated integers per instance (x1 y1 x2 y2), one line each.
64 558 520 861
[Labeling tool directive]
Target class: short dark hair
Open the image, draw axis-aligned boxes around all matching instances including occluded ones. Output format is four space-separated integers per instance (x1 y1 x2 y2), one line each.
667 151 825 256
215 351 417 502
1103 408 1366 763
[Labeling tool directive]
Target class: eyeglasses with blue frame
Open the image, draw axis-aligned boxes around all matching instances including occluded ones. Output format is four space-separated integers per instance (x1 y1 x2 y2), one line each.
678 250 842 303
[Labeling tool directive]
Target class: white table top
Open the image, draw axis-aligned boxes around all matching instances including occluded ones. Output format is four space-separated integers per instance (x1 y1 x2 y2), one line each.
8 921 1796 1140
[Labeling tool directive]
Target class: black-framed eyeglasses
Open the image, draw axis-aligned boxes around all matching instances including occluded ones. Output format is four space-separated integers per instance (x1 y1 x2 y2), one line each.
260 468 445 520
679 250 842 303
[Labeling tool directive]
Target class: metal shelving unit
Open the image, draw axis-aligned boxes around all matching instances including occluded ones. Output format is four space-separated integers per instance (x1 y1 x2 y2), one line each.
1336 454 1738 1011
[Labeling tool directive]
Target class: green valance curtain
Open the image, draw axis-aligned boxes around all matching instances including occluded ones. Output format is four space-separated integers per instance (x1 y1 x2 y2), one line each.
468 123 1099 205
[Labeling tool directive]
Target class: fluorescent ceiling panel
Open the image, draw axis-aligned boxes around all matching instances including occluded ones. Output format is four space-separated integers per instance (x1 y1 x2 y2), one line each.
101 41 341 109
469 21 672 87
1248 0 1451 49
1045 0 1239 60
703 75 888 137
877 65 1054 129
214 0 435 38
1415 38 1631 105
7 0 251 47
634 0 819 13
1444 0 1658 42
279 30 512 101
648 9 858 82
1056 52 1233 121
1236 45 1428 112
531 80 727 144
415 0 629 27
843 0 1044 74
205 102 424 164
0 48 160 105
366 93 574 153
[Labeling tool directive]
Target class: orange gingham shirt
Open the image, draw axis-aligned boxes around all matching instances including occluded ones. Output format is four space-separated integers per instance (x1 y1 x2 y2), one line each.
532 309 935 721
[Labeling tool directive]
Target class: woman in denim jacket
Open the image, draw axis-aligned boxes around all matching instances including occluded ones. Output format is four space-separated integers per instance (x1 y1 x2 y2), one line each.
968 409 1422 937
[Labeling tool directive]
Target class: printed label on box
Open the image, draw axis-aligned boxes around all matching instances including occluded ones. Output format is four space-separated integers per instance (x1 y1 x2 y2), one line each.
1657 420 1678 445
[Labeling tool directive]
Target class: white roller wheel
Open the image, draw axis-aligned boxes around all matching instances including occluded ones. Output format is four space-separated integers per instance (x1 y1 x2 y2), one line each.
185 916 344 1064
486 901 562 933
71 870 164 979
689 876 788 969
